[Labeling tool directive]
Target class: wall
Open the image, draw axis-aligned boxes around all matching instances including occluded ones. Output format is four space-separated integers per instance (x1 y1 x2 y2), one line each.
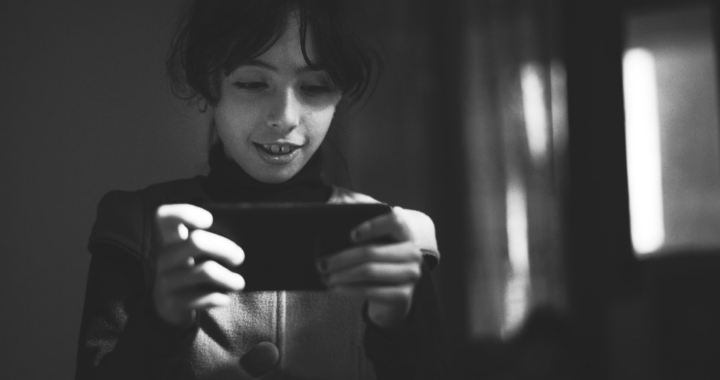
0 1 207 378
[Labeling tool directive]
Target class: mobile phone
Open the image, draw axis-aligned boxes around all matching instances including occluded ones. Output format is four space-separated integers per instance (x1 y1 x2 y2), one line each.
196 202 393 291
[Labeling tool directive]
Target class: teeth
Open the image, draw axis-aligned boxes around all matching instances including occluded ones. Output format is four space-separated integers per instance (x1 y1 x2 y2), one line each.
260 143 296 155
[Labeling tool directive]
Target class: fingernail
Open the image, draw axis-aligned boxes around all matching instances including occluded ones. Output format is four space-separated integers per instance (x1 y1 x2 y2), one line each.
351 226 365 242
317 259 328 272
353 222 372 242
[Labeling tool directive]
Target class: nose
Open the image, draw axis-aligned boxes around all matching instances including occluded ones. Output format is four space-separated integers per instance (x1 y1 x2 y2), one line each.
267 87 300 131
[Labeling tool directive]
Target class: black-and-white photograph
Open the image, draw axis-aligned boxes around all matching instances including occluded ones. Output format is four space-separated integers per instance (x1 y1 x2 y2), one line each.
2 0 720 379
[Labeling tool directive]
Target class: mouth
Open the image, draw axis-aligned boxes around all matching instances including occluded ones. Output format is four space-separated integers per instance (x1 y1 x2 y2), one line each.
253 142 302 156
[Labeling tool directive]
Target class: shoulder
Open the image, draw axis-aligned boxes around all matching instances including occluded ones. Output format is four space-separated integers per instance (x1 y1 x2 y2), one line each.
88 177 207 259
88 190 146 258
327 186 441 269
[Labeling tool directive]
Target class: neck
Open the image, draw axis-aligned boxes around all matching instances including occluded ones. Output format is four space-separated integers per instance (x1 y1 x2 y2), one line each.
201 142 331 203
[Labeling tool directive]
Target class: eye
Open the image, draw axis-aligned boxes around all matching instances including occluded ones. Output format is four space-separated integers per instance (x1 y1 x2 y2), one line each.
300 84 334 96
234 81 268 91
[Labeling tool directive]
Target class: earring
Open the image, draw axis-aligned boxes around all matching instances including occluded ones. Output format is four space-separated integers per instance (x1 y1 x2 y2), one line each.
197 98 208 113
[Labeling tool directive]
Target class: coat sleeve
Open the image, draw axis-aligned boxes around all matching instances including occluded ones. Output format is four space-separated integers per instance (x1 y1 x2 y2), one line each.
363 260 452 380
363 208 452 379
75 191 197 380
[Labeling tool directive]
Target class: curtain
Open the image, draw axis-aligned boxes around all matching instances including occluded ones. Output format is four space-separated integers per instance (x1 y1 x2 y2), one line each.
458 0 567 339
340 0 569 375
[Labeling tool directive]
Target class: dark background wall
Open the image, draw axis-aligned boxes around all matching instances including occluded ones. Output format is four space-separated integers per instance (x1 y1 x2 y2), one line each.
1 1 208 378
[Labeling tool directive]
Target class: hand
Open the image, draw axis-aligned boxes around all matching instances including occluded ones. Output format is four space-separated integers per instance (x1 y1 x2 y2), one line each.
153 204 245 328
318 207 425 329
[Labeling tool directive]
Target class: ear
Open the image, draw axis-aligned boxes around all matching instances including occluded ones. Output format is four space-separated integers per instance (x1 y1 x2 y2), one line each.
199 71 223 113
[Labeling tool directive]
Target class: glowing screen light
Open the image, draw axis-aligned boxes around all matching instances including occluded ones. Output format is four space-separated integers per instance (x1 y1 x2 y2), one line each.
622 48 665 254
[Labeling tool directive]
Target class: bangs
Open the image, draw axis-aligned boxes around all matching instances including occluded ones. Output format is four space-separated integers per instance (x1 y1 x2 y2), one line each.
294 1 378 100
167 0 381 105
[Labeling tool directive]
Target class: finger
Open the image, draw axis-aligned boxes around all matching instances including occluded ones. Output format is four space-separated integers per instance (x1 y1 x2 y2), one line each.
156 204 213 245
159 229 245 272
326 262 421 287
187 292 233 310
351 207 412 244
153 290 231 325
171 290 233 311
331 284 415 303
162 260 245 293
319 242 422 273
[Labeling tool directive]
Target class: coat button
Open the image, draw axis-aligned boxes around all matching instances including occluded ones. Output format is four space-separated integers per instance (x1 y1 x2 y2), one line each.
240 341 280 377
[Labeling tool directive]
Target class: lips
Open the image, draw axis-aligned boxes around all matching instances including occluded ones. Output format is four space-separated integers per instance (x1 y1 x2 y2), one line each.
256 143 300 155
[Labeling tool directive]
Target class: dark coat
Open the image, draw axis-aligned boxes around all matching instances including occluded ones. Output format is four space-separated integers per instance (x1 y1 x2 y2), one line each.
75 177 449 379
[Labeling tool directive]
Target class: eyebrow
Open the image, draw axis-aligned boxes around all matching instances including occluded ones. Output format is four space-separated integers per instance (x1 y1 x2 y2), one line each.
239 58 327 75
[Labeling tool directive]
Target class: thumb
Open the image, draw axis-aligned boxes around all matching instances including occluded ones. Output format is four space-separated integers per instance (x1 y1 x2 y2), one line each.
156 204 213 245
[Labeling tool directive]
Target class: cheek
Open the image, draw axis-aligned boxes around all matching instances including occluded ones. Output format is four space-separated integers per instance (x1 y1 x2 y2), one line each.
308 107 336 140
214 103 259 140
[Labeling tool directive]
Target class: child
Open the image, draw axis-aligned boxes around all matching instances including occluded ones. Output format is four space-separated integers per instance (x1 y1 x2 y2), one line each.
75 1 447 379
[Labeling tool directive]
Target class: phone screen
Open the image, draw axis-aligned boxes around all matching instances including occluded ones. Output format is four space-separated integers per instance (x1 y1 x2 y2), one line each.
197 202 392 291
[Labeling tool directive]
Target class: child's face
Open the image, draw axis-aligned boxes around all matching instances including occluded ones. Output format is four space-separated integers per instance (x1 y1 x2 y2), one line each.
211 16 342 184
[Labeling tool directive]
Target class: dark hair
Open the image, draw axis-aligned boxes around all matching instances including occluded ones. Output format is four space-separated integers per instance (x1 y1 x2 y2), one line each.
166 0 382 107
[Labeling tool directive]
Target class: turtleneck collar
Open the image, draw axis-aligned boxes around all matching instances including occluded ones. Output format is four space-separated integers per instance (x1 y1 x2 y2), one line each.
200 142 332 203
